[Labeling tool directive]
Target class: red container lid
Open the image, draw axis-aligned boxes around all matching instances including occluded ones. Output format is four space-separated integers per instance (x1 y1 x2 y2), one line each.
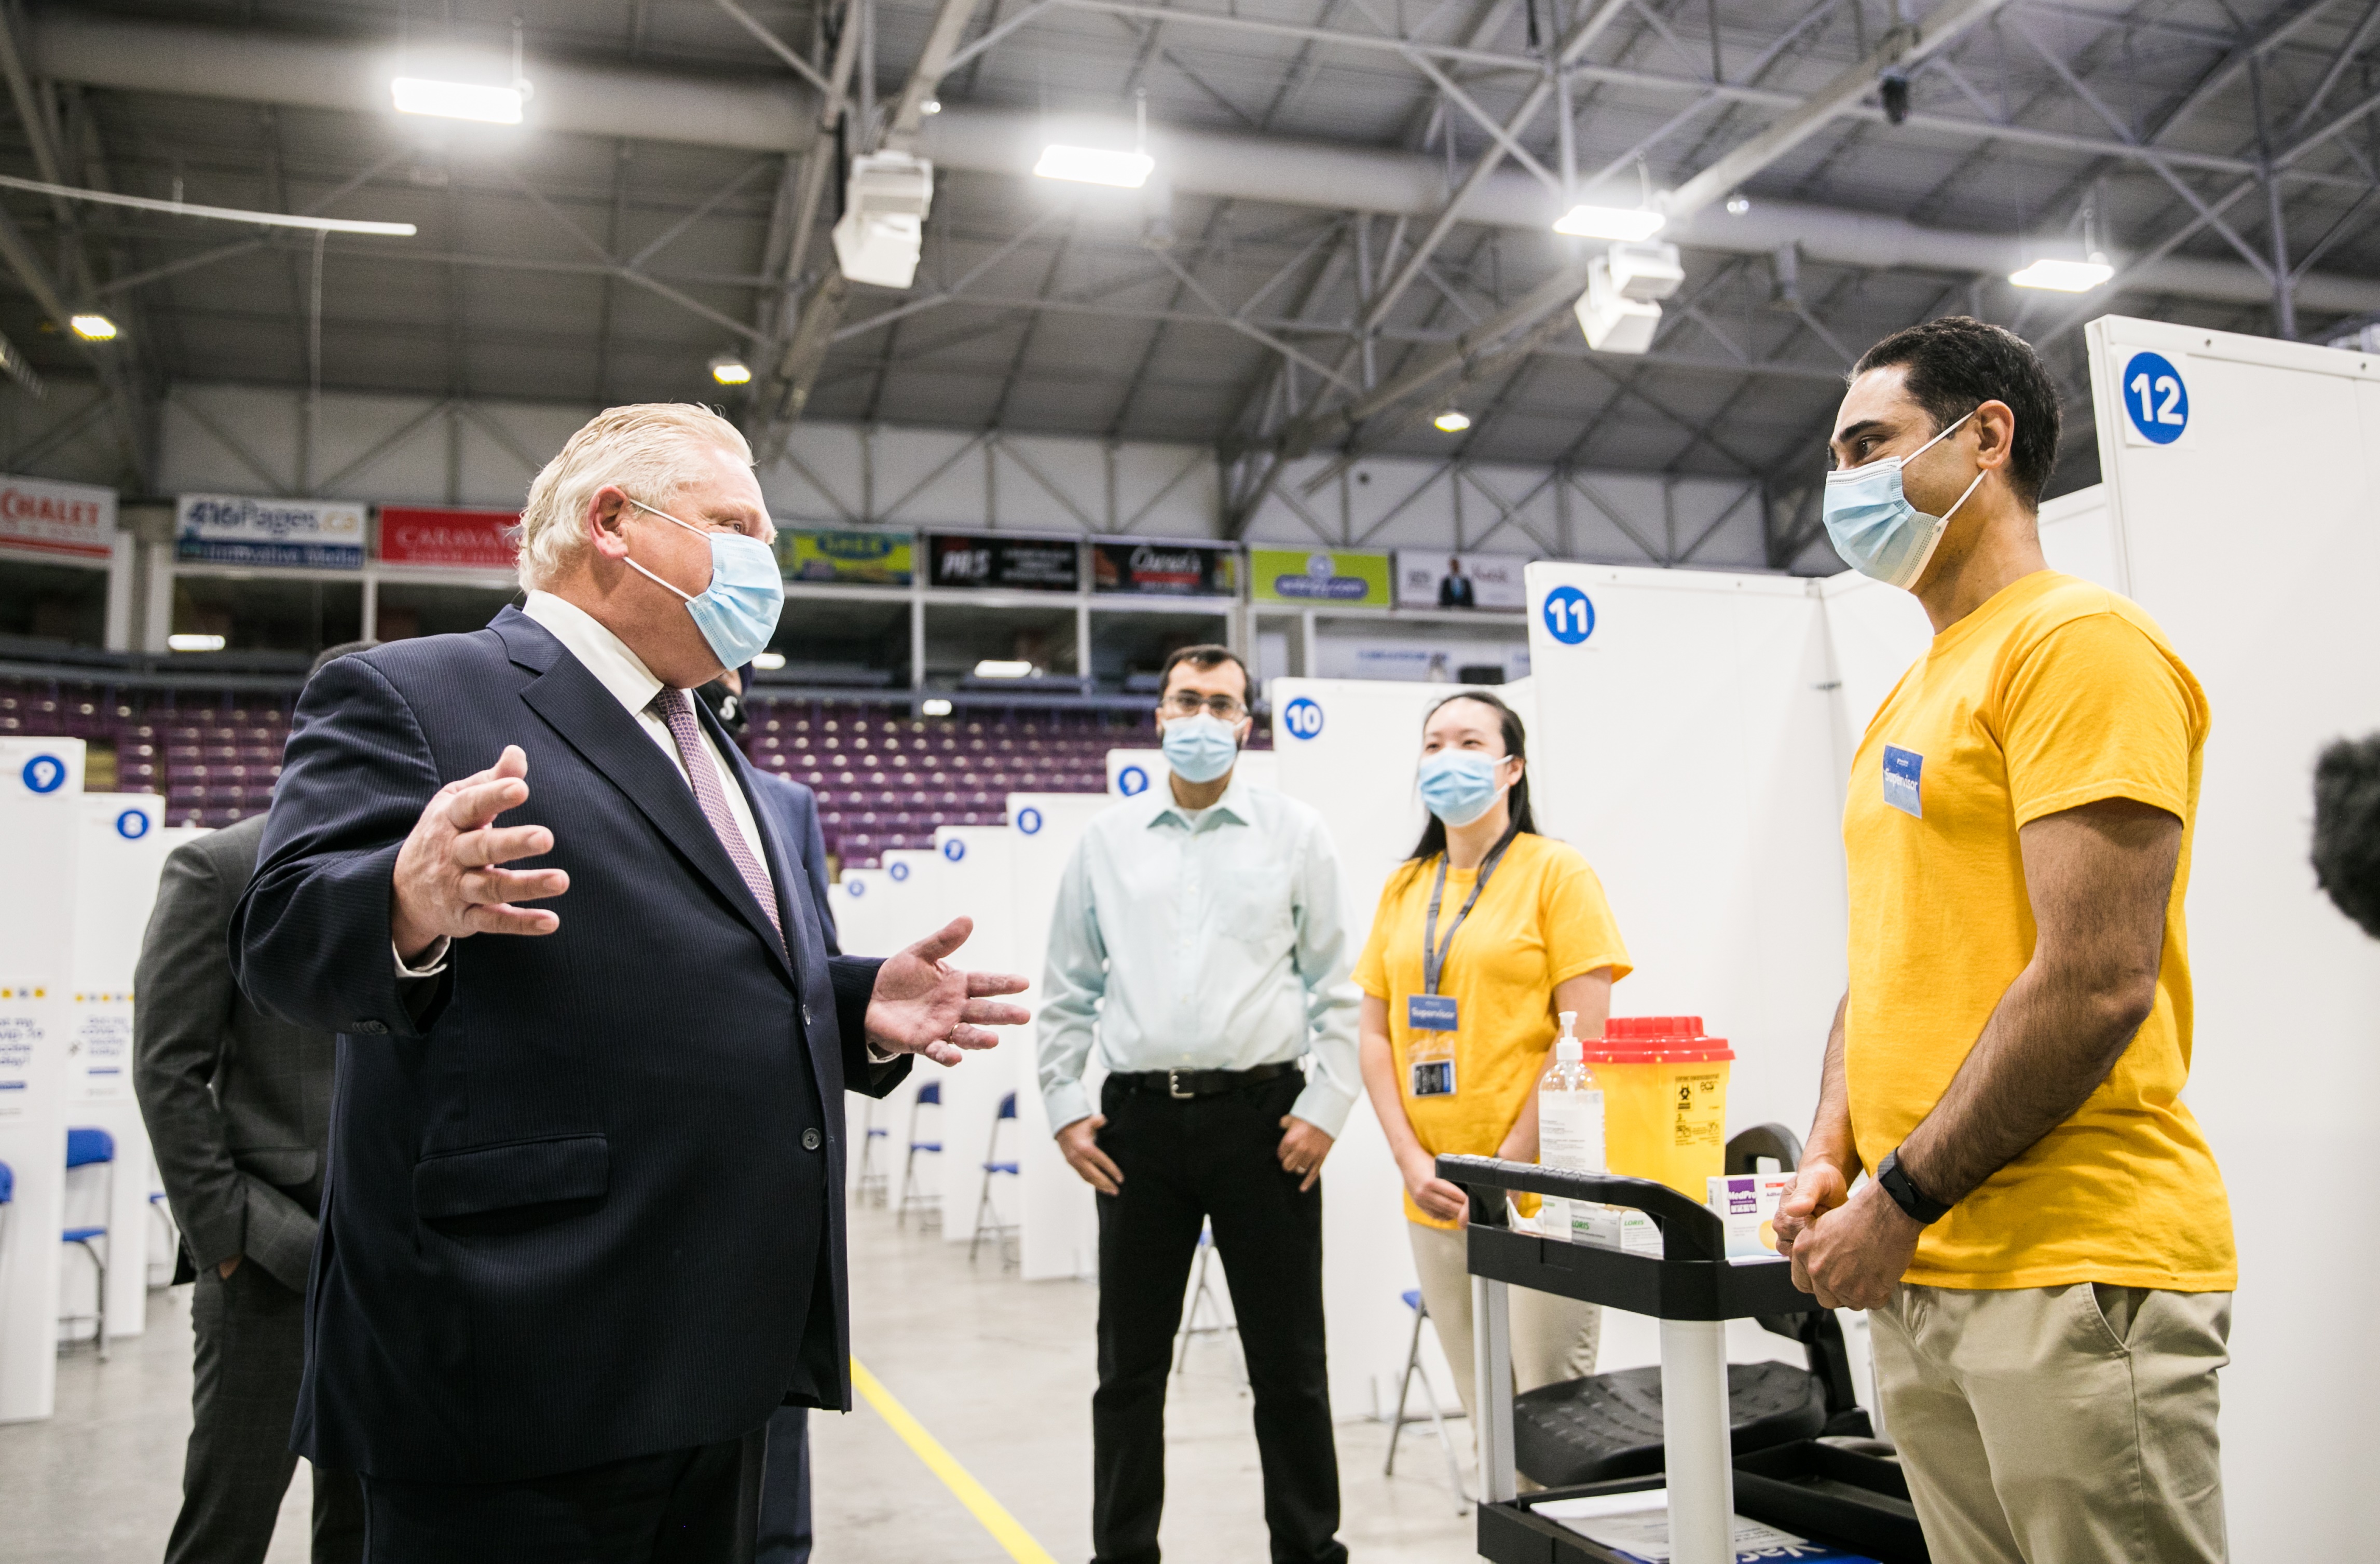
1584 1015 1735 1064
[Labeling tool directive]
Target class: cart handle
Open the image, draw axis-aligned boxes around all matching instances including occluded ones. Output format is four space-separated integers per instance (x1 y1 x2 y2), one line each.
1435 1154 1730 1264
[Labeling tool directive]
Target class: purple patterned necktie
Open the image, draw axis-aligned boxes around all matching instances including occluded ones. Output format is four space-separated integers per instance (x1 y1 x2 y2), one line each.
648 686 782 946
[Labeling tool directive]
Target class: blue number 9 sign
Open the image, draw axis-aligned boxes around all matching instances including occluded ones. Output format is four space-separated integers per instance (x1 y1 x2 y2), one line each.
20 753 67 794
1542 586 1596 645
1117 765 1150 796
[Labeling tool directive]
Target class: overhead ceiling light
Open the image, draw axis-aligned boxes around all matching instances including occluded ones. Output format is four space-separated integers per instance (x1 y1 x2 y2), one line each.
922 99 943 115
1553 204 1667 241
1034 145 1155 188
167 633 226 652
709 352 753 386
1725 193 1751 215
2008 256 2115 292
1433 410 1472 432
973 659 1035 678
392 77 526 125
751 650 786 670
69 313 118 341
921 697 954 716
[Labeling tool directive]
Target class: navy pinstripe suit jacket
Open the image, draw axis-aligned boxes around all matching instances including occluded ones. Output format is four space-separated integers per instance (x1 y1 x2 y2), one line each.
232 606 906 1484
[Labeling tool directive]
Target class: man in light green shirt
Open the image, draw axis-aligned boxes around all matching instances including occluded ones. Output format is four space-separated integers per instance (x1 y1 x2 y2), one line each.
1039 644 1360 1564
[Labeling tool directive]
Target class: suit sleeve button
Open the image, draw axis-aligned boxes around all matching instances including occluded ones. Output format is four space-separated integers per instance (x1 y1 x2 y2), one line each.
801 1128 823 1152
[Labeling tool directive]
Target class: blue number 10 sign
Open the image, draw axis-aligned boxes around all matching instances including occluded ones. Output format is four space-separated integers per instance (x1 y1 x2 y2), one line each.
1542 586 1596 645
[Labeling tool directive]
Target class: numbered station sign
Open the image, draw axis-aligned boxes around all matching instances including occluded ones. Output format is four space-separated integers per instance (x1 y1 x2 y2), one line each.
2121 351 2190 445
1281 697 1325 741
1542 586 1597 645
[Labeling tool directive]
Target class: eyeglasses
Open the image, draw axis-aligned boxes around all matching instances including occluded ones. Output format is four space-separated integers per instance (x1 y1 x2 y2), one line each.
1160 691 1248 720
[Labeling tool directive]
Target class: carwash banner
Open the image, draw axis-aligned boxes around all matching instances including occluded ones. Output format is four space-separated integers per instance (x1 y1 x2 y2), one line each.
1249 547 1392 606
0 474 115 561
176 494 365 568
1091 540 1239 596
377 506 519 569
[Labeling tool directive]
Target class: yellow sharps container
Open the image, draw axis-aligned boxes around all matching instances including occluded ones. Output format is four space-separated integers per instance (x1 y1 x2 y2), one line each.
1585 1016 1735 1197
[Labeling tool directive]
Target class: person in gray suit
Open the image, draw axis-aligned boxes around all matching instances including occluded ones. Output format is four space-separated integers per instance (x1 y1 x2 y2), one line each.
134 643 376 1564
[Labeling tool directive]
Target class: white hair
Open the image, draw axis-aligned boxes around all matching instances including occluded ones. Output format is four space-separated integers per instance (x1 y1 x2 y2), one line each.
513 403 755 591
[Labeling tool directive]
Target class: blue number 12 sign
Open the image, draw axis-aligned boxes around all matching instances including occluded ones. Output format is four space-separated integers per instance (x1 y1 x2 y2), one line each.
2122 351 2188 445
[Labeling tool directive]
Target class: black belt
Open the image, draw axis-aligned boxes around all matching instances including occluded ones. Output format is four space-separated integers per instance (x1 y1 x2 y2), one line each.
1112 1062 1301 1100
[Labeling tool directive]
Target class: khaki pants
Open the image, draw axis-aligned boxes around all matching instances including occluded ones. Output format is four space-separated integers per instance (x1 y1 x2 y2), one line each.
1871 1282 2231 1564
1407 1220 1599 1424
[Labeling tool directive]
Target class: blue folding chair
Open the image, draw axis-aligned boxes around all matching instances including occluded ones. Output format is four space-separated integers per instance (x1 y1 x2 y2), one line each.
148 1191 179 1290
968 1092 1020 1267
855 1098 891 1207
0 1159 13 1247
897 1082 942 1230
62 1127 115 1361
1172 1222 1234 1374
1384 1287 1469 1511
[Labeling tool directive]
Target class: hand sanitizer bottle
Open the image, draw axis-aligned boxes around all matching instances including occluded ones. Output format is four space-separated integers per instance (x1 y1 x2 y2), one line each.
1536 1011 1605 1241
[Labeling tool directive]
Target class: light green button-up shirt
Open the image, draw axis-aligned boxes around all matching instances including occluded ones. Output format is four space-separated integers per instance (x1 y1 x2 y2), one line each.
1036 772 1363 1136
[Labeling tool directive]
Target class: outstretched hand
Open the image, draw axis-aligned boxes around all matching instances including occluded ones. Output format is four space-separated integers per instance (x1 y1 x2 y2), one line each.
864 916 1030 1066
389 744 569 960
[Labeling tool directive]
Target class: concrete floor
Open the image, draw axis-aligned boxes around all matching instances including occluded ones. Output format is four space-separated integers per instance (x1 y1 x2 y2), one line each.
1 1194 1480 1563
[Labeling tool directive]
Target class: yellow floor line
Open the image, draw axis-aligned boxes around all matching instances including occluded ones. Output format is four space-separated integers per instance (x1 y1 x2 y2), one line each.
851 1355 1060 1564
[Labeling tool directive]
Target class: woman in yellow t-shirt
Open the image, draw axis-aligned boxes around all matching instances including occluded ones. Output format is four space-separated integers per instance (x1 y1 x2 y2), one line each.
1355 690 1632 1422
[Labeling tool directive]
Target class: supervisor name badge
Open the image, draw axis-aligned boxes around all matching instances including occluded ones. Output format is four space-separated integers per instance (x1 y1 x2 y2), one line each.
1882 744 1924 819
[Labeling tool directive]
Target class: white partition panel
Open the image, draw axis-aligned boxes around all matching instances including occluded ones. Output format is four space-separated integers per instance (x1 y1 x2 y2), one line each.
2033 482 2122 590
1006 793 1124 1281
0 738 85 1422
66 794 167 1341
2084 316 2380 1557
833 862 938 1206
1816 571 1935 805
1268 676 1518 1418
927 827 1021 1246
1525 564 1846 1141
1104 746 1277 797
877 849 958 1210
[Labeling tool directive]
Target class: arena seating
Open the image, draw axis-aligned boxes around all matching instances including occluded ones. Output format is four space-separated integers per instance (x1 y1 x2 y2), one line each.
0 679 1263 868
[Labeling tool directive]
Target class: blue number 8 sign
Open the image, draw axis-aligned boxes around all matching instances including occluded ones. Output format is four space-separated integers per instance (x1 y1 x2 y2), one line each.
1282 697 1324 741
1542 586 1596 645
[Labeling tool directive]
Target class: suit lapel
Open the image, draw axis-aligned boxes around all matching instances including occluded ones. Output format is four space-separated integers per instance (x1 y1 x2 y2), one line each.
497 610 796 988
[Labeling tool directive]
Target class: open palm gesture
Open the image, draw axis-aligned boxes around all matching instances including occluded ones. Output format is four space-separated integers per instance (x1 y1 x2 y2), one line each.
863 916 1030 1066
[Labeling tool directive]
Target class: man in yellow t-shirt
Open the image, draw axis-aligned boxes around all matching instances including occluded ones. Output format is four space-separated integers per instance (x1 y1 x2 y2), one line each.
1773 319 2235 1564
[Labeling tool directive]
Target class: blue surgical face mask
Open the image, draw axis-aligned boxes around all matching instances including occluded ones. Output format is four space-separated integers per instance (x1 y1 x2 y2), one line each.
1418 749 1508 827
1821 407 1989 590
1161 712 1240 785
622 496 784 670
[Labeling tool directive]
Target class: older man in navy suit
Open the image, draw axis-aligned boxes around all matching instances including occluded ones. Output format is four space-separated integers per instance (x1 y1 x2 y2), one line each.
234 404 1025 1562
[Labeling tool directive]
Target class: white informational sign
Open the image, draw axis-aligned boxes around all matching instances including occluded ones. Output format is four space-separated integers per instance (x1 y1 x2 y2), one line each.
2082 316 2380 1558
0 474 116 561
175 493 366 568
1394 549 1528 610
0 737 84 1423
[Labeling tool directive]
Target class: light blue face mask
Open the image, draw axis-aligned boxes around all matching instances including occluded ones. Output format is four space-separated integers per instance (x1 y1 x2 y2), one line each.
1822 407 1989 590
1161 713 1240 785
623 496 785 670
1418 749 1508 827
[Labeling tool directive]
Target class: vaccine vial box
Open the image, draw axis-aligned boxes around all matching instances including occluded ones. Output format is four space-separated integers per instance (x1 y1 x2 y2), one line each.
1707 1173 1798 1260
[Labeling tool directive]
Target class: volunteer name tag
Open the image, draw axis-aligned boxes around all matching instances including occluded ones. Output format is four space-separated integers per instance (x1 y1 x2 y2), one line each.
1882 744 1924 819
1407 995 1459 1031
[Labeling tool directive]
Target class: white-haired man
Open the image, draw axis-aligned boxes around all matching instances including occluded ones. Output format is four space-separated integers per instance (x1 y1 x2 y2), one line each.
235 404 1029 1561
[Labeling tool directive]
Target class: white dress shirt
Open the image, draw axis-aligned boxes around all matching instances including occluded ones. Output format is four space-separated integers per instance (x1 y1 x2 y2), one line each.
1036 772 1363 1136
394 591 773 978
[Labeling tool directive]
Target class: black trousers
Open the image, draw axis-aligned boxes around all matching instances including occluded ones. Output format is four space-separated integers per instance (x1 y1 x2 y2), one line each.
359 1431 764 1563
756 1405 812 1563
168 1260 365 1564
1091 1070 1346 1564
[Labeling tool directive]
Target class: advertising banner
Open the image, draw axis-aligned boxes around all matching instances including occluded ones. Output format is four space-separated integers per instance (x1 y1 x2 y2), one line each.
176 494 365 568
1249 547 1392 606
0 474 115 561
1091 540 1239 597
377 505 519 569
779 527 915 584
1395 550 1529 610
928 533 1079 591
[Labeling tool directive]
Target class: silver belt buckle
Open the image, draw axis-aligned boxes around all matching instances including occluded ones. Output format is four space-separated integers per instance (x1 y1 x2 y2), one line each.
1168 1069 1193 1100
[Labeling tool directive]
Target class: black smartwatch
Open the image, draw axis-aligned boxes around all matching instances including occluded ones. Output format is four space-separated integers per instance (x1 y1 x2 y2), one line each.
1875 1148 1952 1226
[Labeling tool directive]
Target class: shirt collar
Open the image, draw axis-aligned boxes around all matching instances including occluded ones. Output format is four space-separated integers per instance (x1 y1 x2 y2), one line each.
522 590 666 718
1147 769 1253 832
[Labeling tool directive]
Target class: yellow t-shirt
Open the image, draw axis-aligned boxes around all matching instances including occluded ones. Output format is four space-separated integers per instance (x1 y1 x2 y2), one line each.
1355 833 1632 1229
1844 569 2235 1291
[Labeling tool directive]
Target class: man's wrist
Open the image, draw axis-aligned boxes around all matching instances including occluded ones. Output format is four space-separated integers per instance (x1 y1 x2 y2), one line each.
1875 1147 1952 1225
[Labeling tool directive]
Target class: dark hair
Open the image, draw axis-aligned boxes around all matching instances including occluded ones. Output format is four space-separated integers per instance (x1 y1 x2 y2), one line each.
1403 690 1535 864
308 638 378 676
2314 732 2380 940
1158 643 1252 703
1850 316 2062 507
